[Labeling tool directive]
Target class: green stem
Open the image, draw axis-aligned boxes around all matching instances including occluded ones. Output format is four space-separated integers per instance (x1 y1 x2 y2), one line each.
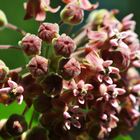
5 23 26 36
0 45 22 51
47 45 61 73
66 25 73 35
58 20 64 27
10 65 27 73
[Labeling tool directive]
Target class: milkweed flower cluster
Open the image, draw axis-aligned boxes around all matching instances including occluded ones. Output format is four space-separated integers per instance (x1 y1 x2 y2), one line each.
0 0 140 140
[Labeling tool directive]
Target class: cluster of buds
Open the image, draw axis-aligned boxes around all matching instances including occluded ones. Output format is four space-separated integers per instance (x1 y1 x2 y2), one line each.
0 0 140 140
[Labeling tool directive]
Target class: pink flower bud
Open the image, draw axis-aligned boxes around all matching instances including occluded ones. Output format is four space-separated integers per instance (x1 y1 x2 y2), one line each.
0 60 9 83
28 55 48 77
19 33 42 56
59 58 81 80
60 3 84 25
53 34 76 57
38 22 59 44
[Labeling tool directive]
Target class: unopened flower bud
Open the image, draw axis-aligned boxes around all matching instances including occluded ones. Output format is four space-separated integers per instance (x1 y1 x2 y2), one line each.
53 34 76 57
60 3 84 25
0 10 8 29
59 58 81 80
41 73 62 98
28 55 48 78
33 93 52 113
19 33 42 56
0 60 9 83
87 9 109 25
6 114 27 136
38 22 59 44
26 126 48 140
0 119 11 139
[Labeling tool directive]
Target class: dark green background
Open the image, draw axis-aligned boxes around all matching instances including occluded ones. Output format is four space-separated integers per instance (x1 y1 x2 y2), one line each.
0 0 140 139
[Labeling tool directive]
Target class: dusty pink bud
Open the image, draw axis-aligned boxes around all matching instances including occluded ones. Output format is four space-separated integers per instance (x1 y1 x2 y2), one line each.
38 22 59 44
19 33 42 56
59 58 81 80
60 3 84 25
53 34 76 57
28 55 48 77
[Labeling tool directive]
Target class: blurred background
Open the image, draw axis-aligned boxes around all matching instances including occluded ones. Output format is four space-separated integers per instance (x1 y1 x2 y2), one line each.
0 0 140 139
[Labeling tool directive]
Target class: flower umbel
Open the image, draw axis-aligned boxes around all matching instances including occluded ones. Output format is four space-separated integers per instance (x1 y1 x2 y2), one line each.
0 1 140 140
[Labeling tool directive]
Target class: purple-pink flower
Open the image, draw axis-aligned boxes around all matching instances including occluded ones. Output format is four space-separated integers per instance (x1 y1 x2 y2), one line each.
24 0 60 21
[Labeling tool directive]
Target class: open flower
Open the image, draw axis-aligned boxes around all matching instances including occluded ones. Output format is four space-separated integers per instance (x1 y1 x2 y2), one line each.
86 52 120 84
0 79 24 104
109 29 129 49
24 0 60 21
64 79 93 104
63 105 84 130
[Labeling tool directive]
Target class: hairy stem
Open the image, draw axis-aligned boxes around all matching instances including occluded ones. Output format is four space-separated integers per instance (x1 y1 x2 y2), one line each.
6 23 26 36
0 45 22 50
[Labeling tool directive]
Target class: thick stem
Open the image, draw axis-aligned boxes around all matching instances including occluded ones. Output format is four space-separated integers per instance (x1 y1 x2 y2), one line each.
73 29 87 46
5 23 26 36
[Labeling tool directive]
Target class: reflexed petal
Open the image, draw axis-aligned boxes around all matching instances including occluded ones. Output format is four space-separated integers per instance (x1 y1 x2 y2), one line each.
63 111 71 119
64 120 71 130
73 89 79 96
86 51 104 72
97 74 103 83
107 84 116 91
132 60 140 67
132 84 140 93
79 0 99 10
35 11 46 21
47 5 60 13
0 87 11 94
8 80 17 88
103 60 113 68
72 120 81 128
104 76 113 85
86 93 94 100
17 95 23 104
108 66 119 74
122 13 134 22
110 38 118 46
110 99 119 109
116 88 126 95
16 86 24 93
118 40 129 49
78 96 85 104
77 80 85 89
87 30 107 41
99 84 107 95
85 84 93 90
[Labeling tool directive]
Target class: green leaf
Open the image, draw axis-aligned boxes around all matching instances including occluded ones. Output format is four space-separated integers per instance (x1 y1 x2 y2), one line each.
114 135 133 140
